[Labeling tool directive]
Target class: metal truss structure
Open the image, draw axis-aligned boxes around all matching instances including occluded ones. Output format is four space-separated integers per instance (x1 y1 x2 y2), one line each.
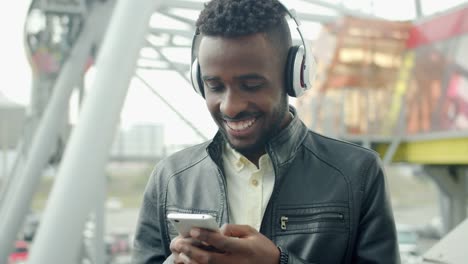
0 0 466 263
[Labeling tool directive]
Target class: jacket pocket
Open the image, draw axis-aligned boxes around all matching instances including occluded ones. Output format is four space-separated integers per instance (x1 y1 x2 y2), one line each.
273 203 350 263
275 203 349 235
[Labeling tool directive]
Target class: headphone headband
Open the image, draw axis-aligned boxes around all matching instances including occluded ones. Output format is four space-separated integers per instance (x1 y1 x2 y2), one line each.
276 0 313 92
190 0 315 97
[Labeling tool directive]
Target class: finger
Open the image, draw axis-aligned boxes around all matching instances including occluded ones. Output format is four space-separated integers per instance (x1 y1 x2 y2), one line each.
172 253 185 264
170 236 184 253
178 242 219 264
173 252 198 264
171 236 206 254
190 227 245 253
179 252 192 264
220 224 256 238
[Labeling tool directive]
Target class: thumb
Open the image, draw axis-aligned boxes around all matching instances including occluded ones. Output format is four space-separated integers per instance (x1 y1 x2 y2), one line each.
220 224 256 238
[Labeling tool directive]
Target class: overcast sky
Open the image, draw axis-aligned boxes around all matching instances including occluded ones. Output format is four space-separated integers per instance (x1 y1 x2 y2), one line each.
1 0 467 145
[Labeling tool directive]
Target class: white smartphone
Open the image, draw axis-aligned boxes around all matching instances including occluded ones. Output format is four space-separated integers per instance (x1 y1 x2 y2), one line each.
167 213 219 237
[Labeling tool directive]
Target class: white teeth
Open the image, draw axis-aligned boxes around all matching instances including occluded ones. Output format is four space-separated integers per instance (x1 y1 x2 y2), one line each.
226 118 256 131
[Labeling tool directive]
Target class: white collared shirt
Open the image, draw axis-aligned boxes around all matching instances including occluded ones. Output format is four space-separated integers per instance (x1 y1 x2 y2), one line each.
222 143 275 231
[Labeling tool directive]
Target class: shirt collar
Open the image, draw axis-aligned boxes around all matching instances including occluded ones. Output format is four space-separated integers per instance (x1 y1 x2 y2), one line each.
223 142 246 172
223 142 272 172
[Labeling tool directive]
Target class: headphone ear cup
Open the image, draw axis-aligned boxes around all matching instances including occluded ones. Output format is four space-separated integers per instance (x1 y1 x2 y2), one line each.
190 58 205 98
285 46 300 97
289 45 307 97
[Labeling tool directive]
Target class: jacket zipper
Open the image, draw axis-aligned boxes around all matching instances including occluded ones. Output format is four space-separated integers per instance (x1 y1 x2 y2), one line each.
216 167 229 223
259 145 280 234
280 212 344 231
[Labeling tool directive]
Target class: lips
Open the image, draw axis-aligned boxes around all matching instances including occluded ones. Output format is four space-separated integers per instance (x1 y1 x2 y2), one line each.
224 117 257 132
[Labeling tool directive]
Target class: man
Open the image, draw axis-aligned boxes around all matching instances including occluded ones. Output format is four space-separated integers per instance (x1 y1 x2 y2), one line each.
132 0 400 263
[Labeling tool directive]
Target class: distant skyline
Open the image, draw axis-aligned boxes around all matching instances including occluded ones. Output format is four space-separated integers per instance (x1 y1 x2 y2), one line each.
1 0 467 145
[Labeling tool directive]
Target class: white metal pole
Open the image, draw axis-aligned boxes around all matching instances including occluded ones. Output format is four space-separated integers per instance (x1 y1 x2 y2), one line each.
415 0 423 18
28 1 161 263
0 5 108 262
92 171 106 264
1 125 7 183
0 135 24 212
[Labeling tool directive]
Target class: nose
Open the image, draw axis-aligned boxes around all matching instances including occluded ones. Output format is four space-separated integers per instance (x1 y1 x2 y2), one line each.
220 87 247 119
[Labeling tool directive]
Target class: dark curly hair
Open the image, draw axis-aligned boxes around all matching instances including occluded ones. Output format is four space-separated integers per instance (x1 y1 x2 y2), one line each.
195 0 292 60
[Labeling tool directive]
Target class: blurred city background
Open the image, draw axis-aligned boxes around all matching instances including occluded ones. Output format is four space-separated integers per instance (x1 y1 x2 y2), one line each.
1 0 467 263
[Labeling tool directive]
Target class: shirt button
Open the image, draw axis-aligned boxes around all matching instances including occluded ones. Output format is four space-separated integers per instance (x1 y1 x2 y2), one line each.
251 179 259 186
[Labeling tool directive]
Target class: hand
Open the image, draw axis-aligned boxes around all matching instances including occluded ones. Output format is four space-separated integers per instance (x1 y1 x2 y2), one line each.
170 224 280 264
170 235 207 264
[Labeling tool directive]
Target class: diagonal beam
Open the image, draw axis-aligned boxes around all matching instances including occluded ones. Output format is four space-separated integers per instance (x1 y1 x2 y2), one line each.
146 41 191 82
145 40 190 70
137 65 170 71
0 2 112 261
159 8 197 26
38 0 87 14
145 39 191 49
135 74 208 141
137 57 190 72
147 38 191 49
160 0 204 10
26 0 159 262
149 27 193 39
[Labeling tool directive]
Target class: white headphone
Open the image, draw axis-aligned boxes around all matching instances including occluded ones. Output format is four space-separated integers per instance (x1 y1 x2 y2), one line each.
190 0 316 98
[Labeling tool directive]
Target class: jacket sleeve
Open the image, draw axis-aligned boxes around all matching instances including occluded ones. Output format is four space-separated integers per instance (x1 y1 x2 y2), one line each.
353 155 401 263
131 167 170 264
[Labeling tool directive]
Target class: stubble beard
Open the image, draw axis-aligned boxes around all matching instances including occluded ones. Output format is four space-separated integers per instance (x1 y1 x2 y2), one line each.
219 94 289 157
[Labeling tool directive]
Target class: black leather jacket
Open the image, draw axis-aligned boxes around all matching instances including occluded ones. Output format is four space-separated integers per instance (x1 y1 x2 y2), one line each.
132 109 400 264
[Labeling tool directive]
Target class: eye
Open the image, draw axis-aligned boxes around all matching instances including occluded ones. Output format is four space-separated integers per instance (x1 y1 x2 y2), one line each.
204 80 224 92
242 79 265 90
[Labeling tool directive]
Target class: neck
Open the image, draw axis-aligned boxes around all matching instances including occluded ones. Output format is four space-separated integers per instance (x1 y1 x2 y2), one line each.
242 110 294 166
243 149 265 168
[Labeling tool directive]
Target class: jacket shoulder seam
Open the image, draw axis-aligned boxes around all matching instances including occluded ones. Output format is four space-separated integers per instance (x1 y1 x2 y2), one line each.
308 130 378 155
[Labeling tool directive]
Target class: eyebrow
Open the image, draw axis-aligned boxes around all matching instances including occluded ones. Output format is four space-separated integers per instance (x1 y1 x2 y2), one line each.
202 76 221 82
202 74 266 82
235 74 266 81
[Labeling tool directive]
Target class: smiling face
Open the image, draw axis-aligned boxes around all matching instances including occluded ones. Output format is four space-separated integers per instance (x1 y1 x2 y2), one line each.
198 33 291 162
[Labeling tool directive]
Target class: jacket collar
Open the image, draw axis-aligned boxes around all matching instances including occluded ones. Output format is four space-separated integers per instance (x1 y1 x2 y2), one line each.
266 106 308 166
207 105 308 167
